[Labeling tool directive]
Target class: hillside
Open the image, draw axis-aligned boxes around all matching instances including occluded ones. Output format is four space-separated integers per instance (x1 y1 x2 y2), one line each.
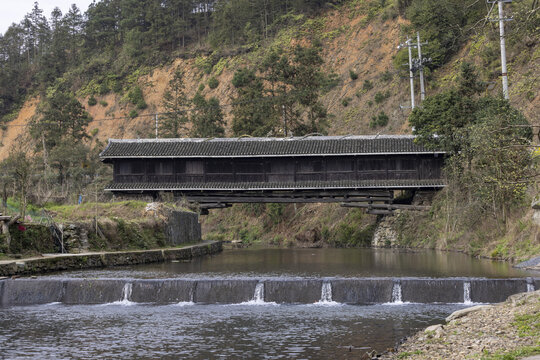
1 1 537 160
0 0 539 261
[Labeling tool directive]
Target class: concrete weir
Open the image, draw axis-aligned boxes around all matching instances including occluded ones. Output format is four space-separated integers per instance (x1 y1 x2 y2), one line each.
1 277 538 306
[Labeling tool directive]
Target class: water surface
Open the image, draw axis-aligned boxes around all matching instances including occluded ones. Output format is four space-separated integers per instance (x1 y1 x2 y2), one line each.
42 247 533 279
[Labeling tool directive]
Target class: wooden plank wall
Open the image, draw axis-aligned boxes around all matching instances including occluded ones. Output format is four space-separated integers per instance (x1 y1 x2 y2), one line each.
113 155 444 184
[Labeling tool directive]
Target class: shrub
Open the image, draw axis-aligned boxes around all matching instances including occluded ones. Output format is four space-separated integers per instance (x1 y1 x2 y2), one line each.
129 109 138 119
342 97 352 107
136 99 147 110
128 86 145 106
349 69 358 81
374 90 390 104
198 83 205 92
208 77 219 89
381 70 393 82
88 96 97 106
99 100 108 107
370 111 389 128
363 80 373 91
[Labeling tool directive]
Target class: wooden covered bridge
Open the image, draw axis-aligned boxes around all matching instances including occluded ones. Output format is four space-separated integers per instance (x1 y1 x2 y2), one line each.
100 135 445 214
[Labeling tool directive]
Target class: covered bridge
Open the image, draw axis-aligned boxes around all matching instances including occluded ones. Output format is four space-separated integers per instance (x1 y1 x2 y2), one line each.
100 135 445 211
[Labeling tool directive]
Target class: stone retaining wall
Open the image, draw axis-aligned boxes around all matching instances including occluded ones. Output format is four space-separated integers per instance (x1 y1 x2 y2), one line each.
0 241 222 277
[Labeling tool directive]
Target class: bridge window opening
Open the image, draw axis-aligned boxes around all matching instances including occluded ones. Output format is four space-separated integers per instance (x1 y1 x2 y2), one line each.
147 160 173 175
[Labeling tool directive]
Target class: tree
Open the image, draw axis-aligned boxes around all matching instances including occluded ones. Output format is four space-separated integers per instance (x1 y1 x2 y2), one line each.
160 69 190 138
190 93 225 138
410 63 533 222
231 68 276 136
409 63 482 154
2 149 34 219
31 88 92 149
230 43 332 137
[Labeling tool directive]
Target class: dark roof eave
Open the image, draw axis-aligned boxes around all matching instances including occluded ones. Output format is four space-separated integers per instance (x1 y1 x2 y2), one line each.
100 151 446 160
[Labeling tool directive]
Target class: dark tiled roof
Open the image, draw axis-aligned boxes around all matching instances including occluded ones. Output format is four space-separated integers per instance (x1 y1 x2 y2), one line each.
105 179 446 191
100 136 443 159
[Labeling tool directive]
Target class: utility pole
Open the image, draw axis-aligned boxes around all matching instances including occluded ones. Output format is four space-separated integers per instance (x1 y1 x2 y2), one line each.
488 0 512 100
398 37 415 109
416 32 426 101
155 113 159 139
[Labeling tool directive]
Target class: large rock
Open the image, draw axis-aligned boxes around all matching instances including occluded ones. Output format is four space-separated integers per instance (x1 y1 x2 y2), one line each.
445 305 493 322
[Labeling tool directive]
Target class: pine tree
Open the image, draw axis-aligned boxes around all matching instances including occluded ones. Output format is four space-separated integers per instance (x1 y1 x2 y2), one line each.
160 69 190 138
191 93 225 138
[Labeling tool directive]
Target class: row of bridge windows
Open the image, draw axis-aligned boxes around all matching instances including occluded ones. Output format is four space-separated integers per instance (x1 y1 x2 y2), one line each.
114 156 441 182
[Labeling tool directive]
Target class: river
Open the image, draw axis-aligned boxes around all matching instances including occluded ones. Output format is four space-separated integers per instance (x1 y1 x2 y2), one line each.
0 248 537 359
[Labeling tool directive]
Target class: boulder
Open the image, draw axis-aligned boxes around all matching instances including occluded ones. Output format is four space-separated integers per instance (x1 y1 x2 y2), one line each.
445 305 493 322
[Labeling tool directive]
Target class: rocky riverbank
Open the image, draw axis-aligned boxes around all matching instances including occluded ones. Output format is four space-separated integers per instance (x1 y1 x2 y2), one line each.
379 291 540 360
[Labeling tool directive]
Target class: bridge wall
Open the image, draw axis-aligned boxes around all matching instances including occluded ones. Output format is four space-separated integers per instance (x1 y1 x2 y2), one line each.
111 154 444 185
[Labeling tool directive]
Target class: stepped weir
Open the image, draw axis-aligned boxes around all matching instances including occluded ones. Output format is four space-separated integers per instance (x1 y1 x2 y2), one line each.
1 277 537 306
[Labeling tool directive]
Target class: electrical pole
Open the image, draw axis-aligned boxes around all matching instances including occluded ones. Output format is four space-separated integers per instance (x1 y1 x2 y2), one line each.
416 32 426 101
489 0 512 100
407 37 415 109
398 38 415 109
155 113 159 139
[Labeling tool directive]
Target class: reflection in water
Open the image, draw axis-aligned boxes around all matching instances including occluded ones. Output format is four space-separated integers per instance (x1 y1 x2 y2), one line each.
42 247 533 279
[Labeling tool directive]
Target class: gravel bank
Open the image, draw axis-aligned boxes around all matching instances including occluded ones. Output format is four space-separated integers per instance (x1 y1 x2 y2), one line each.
380 291 540 359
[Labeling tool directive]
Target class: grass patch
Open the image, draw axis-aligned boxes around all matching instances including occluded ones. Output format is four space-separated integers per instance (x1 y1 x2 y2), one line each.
480 346 540 360
398 350 423 359
513 312 540 338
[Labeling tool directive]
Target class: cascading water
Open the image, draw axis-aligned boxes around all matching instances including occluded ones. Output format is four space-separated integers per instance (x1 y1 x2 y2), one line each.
527 282 535 293
390 281 403 304
114 283 134 305
315 282 339 306
463 281 472 304
175 282 196 306
253 282 265 303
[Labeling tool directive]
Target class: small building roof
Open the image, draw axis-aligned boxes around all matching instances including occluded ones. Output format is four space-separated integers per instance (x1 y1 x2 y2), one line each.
99 135 444 160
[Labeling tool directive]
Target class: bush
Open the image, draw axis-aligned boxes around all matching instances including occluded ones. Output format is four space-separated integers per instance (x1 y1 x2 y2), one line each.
266 203 285 225
198 83 205 92
370 111 389 128
342 97 352 107
208 77 219 89
363 80 373 91
381 70 393 82
374 90 390 104
128 86 145 106
99 100 108 107
349 69 358 81
129 109 138 118
136 99 147 110
88 96 97 106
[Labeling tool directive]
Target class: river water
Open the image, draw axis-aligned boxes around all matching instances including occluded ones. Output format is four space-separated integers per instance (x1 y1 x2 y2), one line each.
0 248 536 359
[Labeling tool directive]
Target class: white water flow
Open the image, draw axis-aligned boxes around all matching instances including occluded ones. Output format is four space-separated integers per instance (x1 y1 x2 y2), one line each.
463 282 472 304
314 282 339 306
391 282 403 304
527 283 535 292
114 283 135 306
321 282 332 302
253 282 265 303
176 283 196 306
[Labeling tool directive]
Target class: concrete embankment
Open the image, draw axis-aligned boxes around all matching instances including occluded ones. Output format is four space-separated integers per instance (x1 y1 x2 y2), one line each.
0 241 222 277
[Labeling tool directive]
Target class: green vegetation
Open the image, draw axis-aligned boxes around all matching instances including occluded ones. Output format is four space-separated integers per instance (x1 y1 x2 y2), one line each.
512 312 540 337
479 346 540 360
231 44 333 136
369 111 389 128
397 350 423 359
349 69 358 80
207 77 219 89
